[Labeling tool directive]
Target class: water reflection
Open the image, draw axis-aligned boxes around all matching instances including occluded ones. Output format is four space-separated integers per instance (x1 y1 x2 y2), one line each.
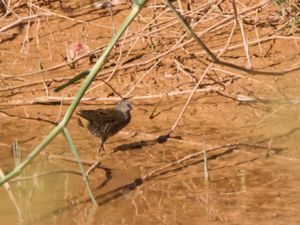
0 157 84 225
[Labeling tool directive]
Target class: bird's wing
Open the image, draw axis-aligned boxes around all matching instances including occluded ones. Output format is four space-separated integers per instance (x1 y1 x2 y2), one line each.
77 109 120 125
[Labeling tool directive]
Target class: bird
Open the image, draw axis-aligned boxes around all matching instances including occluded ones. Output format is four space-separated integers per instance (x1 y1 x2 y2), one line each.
77 100 132 156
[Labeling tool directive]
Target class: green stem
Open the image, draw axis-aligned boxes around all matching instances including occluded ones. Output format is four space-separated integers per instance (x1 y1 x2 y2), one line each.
54 70 90 92
63 128 98 205
0 1 147 186
164 0 218 62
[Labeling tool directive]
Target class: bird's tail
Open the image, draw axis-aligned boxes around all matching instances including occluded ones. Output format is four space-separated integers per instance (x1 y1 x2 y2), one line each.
77 113 90 128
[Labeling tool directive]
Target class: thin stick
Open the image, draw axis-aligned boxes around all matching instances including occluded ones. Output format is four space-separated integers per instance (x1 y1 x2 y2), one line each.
86 161 102 175
10 169 83 182
0 169 22 219
0 13 51 32
143 142 283 181
203 137 210 183
39 63 49 96
165 0 218 62
254 9 263 55
250 105 285 132
62 127 98 205
232 0 252 69
266 138 273 158
27 2 113 29
109 0 116 35
0 86 221 107
124 58 162 98
86 29 129 94
142 145 231 181
55 94 64 123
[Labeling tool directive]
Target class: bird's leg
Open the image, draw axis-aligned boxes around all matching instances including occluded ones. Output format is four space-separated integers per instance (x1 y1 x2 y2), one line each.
97 139 105 156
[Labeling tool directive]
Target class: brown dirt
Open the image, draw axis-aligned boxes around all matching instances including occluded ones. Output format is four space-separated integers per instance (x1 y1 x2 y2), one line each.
1 0 300 224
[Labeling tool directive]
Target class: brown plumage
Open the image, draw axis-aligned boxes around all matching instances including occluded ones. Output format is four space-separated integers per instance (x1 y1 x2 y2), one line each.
77 100 132 155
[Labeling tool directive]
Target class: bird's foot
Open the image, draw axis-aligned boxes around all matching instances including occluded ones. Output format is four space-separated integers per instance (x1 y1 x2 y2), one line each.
97 145 105 157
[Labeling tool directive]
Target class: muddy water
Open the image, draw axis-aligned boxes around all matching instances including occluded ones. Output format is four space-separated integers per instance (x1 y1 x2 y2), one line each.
0 160 83 225
1 76 300 225
1 1 300 224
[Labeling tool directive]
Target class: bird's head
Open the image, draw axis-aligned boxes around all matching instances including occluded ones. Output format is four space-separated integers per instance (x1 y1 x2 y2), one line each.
116 100 132 113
